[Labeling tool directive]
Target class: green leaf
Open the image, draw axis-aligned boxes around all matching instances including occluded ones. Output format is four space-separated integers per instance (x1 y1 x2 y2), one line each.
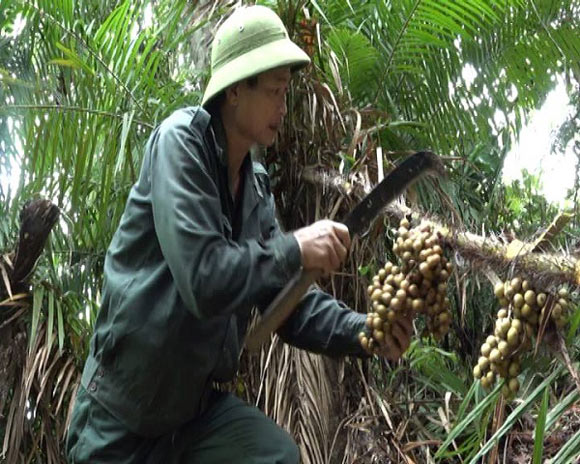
48 58 81 69
546 389 579 431
45 290 54 350
550 429 580 464
57 299 65 353
29 285 45 353
435 381 502 458
468 367 565 463
533 387 549 464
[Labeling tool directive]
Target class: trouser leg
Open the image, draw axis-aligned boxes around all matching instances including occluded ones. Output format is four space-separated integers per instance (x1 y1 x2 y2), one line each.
172 391 300 464
66 386 299 464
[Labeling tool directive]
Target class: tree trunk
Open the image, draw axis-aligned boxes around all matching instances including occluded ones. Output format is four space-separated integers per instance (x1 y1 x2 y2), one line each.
1 198 59 300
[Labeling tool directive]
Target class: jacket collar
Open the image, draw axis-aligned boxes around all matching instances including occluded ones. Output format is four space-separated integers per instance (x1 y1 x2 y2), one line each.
207 108 262 233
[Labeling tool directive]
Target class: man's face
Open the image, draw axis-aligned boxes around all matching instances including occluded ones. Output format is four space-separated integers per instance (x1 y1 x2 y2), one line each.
233 66 291 147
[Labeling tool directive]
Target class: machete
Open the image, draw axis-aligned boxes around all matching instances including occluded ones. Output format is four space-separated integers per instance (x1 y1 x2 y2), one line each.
245 151 445 352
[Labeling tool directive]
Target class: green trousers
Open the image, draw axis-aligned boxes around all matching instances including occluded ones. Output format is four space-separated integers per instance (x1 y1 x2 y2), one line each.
66 386 299 463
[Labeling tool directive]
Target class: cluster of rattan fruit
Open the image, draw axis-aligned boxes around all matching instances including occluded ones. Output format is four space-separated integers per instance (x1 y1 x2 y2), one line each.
473 277 572 398
358 218 453 354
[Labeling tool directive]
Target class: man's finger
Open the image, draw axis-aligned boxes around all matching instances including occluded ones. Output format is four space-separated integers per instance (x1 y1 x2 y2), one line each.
331 233 348 264
390 323 407 352
397 314 414 336
334 223 351 249
326 242 341 271
382 332 401 361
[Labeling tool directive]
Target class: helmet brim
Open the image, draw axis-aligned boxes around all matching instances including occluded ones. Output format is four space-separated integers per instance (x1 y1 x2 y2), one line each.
201 38 310 107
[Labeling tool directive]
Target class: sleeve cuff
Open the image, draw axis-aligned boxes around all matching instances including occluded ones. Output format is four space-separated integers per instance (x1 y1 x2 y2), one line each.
347 312 372 358
271 232 302 282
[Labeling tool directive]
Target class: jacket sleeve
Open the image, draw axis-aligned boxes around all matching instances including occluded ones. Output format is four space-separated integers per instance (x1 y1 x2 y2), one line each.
148 119 302 320
254 173 368 358
277 287 369 357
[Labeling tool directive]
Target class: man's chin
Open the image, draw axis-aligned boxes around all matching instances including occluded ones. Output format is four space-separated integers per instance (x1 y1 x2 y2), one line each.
260 135 277 147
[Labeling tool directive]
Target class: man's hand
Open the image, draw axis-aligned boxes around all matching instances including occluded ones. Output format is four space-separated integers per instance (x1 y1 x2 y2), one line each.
376 314 414 362
293 220 351 275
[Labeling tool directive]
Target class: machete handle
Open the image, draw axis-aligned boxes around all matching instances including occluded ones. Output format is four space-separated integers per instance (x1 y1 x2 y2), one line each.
245 267 322 352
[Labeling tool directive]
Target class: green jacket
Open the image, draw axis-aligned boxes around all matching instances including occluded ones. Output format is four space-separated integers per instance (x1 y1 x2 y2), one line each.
81 106 366 437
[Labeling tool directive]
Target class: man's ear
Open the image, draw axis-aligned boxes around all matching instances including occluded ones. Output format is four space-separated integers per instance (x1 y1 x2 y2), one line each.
225 83 241 107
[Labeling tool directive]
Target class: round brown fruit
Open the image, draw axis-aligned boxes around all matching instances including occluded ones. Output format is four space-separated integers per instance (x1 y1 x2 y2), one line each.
412 299 425 312
513 293 524 308
501 384 512 398
521 304 532 318
498 340 510 356
361 336 369 351
508 377 520 393
505 284 514 300
398 227 408 238
480 343 491 357
524 290 536 306
486 371 495 384
376 304 388 319
366 316 374 328
371 289 382 302
536 292 547 307
500 319 511 335
390 297 402 311
380 292 392 306
478 356 490 371
408 284 419 297
438 311 451 325
507 327 519 346
508 361 520 377
510 277 522 292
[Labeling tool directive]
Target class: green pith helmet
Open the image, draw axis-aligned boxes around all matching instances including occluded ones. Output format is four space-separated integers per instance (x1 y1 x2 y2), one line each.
201 5 311 107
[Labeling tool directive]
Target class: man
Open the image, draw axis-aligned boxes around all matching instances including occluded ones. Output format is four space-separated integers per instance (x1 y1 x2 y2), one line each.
66 5 413 463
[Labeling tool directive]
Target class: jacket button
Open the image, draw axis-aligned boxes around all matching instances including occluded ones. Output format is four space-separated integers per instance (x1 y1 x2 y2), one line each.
88 381 97 392
96 367 104 378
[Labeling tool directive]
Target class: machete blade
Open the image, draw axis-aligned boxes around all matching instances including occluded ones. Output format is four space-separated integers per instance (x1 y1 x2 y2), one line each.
344 151 444 236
